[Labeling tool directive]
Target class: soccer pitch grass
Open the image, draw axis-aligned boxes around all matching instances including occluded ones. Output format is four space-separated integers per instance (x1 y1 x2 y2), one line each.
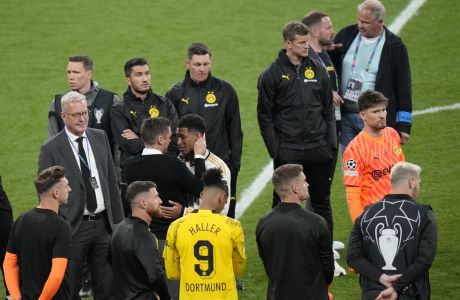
0 0 459 299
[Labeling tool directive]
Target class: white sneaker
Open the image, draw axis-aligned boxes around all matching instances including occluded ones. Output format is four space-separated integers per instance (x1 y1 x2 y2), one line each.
333 249 340 260
333 240 345 250
334 260 347 277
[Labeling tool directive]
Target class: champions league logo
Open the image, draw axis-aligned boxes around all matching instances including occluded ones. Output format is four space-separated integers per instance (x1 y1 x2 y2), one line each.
94 108 104 124
360 199 421 270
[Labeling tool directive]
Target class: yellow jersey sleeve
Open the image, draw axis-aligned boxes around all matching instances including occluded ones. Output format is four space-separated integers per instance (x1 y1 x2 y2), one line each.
229 218 247 276
163 220 181 280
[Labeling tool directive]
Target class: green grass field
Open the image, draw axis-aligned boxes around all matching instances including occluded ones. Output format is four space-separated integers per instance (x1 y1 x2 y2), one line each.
0 0 459 299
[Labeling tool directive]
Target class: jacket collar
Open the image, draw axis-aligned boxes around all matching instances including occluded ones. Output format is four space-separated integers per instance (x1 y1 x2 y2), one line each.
382 194 416 202
184 70 213 88
123 87 153 103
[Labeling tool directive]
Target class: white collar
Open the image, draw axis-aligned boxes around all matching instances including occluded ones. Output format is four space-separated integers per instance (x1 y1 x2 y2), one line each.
361 31 385 44
142 148 163 155
65 127 87 142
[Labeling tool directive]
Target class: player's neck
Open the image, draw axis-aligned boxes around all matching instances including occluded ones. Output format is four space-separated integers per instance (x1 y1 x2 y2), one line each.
130 87 148 101
363 126 383 138
199 202 215 211
132 210 152 225
76 80 92 95
286 50 303 66
280 197 302 205
309 40 323 53
37 199 59 213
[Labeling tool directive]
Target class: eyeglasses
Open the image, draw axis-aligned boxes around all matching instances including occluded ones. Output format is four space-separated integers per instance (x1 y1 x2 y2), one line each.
66 110 90 119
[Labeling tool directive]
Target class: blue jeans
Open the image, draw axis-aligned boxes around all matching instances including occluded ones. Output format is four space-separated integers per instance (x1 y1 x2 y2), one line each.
340 112 364 154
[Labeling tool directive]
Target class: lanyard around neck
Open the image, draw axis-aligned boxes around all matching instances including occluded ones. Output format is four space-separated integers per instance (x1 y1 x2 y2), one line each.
317 53 339 91
67 135 92 173
351 33 383 75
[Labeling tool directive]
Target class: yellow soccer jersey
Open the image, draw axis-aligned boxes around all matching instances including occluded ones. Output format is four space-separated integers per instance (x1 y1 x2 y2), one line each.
163 210 246 300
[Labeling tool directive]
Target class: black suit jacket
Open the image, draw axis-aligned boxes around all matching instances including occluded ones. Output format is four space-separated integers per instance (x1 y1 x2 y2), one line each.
123 154 204 239
38 128 124 234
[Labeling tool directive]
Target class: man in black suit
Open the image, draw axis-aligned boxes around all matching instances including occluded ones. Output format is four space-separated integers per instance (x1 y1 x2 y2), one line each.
38 91 124 299
123 117 204 300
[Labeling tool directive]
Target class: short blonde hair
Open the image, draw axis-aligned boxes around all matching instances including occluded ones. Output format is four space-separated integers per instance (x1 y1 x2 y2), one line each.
391 162 422 185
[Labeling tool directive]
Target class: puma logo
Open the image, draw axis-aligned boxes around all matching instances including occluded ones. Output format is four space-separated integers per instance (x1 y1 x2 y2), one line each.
281 74 290 80
181 98 190 104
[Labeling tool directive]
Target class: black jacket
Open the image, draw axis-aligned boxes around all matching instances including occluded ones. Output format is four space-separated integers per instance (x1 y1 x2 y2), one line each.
329 25 412 134
110 216 170 300
123 153 205 239
257 49 336 158
256 202 334 300
166 71 243 173
111 88 179 164
347 194 437 300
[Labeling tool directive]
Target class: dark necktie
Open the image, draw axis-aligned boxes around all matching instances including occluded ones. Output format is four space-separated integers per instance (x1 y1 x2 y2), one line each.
76 137 97 213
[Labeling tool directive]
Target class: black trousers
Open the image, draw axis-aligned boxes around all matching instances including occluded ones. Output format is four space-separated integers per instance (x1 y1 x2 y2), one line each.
273 145 335 238
68 214 113 299
227 171 238 218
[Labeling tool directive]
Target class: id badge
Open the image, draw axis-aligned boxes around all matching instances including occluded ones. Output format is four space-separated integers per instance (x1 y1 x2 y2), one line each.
89 177 99 190
343 73 364 102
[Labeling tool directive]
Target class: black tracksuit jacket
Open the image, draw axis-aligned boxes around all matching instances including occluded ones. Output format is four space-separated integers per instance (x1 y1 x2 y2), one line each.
257 49 336 158
166 71 243 173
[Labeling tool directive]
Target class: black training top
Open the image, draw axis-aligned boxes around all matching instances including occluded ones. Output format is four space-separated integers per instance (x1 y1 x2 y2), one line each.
256 202 334 300
110 216 170 300
7 208 71 299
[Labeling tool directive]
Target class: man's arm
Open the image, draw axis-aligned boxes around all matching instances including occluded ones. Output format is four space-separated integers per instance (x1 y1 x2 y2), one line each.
318 218 334 285
103 131 124 223
346 219 385 282
174 159 203 198
38 258 68 300
342 146 365 223
38 220 72 299
166 99 180 156
391 210 437 294
225 85 243 173
320 69 337 149
231 221 246 276
110 104 144 157
255 220 269 276
393 41 412 138
3 252 21 300
136 231 170 300
257 70 279 158
38 144 55 173
48 97 61 140
163 222 181 280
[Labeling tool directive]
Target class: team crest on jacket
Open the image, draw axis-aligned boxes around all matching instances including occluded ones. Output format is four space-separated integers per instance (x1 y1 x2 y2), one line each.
149 105 160 118
206 91 217 104
304 68 315 79
393 145 402 155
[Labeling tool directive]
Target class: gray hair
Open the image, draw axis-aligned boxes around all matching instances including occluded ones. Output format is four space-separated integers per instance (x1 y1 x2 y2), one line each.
358 0 386 21
391 162 422 185
61 91 86 112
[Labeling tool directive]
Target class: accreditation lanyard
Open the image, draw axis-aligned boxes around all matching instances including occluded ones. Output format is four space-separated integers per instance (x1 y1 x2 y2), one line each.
350 34 383 76
317 53 339 91
67 135 93 175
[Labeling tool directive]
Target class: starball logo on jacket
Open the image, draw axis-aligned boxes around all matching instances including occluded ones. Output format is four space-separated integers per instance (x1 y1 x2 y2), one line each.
360 199 421 270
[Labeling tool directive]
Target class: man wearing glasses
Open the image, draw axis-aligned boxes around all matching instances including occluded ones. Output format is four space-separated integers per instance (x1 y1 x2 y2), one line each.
38 91 124 299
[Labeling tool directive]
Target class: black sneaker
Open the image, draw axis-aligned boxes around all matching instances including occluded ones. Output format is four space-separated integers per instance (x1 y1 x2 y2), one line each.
236 279 245 290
